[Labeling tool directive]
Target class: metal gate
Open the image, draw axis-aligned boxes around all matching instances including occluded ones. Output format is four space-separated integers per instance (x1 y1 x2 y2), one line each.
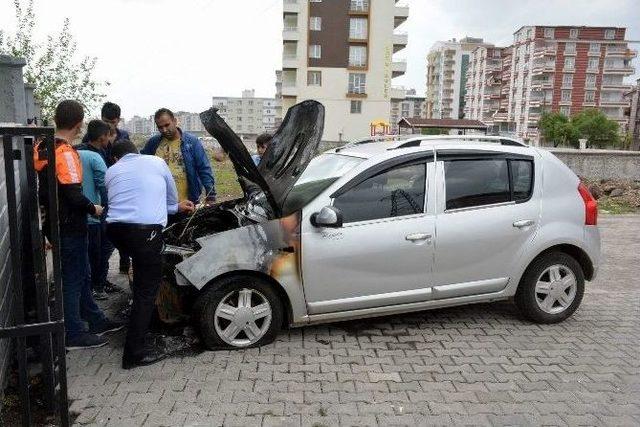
0 126 69 426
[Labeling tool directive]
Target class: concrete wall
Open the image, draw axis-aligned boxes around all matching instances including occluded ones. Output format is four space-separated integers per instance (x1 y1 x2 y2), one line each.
0 55 30 396
548 148 640 180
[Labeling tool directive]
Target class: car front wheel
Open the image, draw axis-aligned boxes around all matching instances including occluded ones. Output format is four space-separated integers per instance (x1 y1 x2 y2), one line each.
515 252 585 323
194 275 283 349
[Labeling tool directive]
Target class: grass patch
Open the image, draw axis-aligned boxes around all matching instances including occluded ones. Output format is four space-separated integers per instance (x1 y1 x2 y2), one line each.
598 198 638 214
210 157 243 201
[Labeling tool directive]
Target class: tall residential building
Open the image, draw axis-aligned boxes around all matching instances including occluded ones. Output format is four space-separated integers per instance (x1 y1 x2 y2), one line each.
494 26 637 140
124 115 155 136
281 0 409 142
212 89 278 136
275 70 283 128
464 46 506 132
390 87 425 133
175 111 206 135
624 79 640 150
425 37 489 120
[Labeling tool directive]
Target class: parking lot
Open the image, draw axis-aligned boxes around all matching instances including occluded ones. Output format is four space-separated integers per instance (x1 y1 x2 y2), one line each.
67 215 640 426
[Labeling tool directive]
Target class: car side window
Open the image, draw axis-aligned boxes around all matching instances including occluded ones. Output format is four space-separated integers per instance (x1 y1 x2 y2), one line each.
511 160 533 201
444 159 510 210
334 162 426 223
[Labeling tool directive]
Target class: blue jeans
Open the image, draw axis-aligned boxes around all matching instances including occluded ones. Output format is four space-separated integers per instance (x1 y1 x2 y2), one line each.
60 234 107 337
100 221 115 283
87 224 103 291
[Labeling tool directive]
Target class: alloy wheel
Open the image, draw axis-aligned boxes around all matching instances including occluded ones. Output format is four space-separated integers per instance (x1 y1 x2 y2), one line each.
534 264 577 314
214 288 272 347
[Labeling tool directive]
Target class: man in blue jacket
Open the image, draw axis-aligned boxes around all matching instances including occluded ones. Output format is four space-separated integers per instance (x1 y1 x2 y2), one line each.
142 108 216 205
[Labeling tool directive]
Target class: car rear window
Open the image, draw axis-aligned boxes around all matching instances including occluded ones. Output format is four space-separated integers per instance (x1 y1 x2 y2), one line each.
444 159 510 210
511 160 534 201
444 158 534 210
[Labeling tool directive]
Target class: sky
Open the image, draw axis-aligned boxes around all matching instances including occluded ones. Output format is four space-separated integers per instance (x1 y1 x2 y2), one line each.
1 0 639 119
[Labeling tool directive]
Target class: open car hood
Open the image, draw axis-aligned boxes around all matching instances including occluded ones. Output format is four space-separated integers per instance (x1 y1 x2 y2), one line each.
200 100 324 217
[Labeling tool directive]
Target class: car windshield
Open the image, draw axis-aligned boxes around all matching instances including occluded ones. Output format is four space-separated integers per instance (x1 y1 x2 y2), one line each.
282 153 364 215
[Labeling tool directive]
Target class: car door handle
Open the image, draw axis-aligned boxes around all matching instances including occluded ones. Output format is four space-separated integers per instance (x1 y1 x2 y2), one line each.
405 233 432 242
513 219 535 228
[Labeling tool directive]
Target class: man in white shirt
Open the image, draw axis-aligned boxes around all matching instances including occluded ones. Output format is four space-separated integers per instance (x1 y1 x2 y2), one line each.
106 140 194 369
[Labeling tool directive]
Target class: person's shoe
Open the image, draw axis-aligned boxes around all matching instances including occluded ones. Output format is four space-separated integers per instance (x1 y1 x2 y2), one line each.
93 290 108 301
66 333 108 350
122 348 167 369
104 281 123 294
90 318 126 336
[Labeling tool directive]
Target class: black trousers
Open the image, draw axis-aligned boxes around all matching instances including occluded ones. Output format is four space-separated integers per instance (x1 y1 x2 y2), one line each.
107 223 163 357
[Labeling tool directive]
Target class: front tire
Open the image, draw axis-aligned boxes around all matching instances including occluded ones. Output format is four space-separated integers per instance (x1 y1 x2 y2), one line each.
194 275 283 349
515 252 585 324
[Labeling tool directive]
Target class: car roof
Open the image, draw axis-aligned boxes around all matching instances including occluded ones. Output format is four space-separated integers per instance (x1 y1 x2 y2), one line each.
328 135 535 160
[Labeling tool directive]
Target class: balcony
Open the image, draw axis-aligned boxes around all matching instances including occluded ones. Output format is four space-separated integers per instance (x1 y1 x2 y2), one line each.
282 52 298 68
600 98 629 107
601 83 632 91
606 47 637 58
392 60 407 78
281 85 297 97
603 65 635 75
283 0 299 13
531 62 555 75
394 5 409 27
393 32 408 53
282 26 299 41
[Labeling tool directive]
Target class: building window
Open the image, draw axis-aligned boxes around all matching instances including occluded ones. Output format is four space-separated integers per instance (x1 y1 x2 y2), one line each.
348 72 366 94
585 91 596 103
585 74 596 88
350 0 368 12
564 57 575 70
569 28 579 39
565 42 576 54
604 29 615 40
589 43 600 53
307 70 322 86
526 28 532 39
588 58 599 70
309 44 321 59
348 45 367 67
544 27 554 38
310 16 322 31
561 90 572 102
560 106 571 116
562 73 573 87
349 17 368 40
350 100 362 114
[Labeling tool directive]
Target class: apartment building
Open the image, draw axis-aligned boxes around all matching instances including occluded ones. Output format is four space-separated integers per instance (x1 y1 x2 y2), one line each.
390 87 425 133
124 115 155 136
495 26 636 140
624 79 640 150
212 89 278 136
464 46 506 132
281 0 409 142
425 37 489 120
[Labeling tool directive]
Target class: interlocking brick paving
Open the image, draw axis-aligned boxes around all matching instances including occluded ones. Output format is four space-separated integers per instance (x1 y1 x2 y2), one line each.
68 215 640 426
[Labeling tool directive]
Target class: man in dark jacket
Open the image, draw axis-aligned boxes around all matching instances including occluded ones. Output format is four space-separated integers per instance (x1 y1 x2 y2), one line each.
142 108 216 204
36 100 123 349
81 101 132 275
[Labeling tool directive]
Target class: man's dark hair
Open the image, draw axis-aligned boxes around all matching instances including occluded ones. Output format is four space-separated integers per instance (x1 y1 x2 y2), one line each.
111 139 139 159
154 108 175 122
86 120 111 142
256 133 272 148
101 102 122 120
54 100 85 130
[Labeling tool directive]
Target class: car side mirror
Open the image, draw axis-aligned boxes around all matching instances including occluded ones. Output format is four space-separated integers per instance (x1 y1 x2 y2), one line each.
310 206 343 228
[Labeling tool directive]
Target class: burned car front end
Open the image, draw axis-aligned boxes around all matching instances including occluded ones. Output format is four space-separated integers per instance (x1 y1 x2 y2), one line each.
157 101 324 347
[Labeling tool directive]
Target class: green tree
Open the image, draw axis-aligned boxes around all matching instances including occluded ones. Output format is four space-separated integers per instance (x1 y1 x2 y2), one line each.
0 0 108 120
538 112 579 147
572 109 620 148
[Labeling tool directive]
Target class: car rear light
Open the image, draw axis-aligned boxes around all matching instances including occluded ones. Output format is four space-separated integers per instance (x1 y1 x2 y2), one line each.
578 182 598 226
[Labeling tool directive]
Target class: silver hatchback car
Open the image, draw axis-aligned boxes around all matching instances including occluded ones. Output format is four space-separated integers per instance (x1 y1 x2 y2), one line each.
162 101 601 349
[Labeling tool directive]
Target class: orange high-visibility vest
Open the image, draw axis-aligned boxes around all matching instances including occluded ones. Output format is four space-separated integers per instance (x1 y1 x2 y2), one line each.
34 139 83 184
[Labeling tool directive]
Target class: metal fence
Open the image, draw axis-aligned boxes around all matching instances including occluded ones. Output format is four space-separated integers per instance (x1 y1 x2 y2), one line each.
0 126 69 426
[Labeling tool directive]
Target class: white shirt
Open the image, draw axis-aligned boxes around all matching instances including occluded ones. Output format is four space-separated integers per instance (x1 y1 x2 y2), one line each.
106 153 179 226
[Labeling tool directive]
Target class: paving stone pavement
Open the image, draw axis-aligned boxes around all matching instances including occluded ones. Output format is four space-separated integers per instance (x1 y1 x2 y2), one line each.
67 215 640 426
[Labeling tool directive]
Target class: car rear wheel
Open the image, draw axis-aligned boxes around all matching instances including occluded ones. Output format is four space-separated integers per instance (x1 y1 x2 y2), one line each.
194 275 283 349
515 252 585 323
